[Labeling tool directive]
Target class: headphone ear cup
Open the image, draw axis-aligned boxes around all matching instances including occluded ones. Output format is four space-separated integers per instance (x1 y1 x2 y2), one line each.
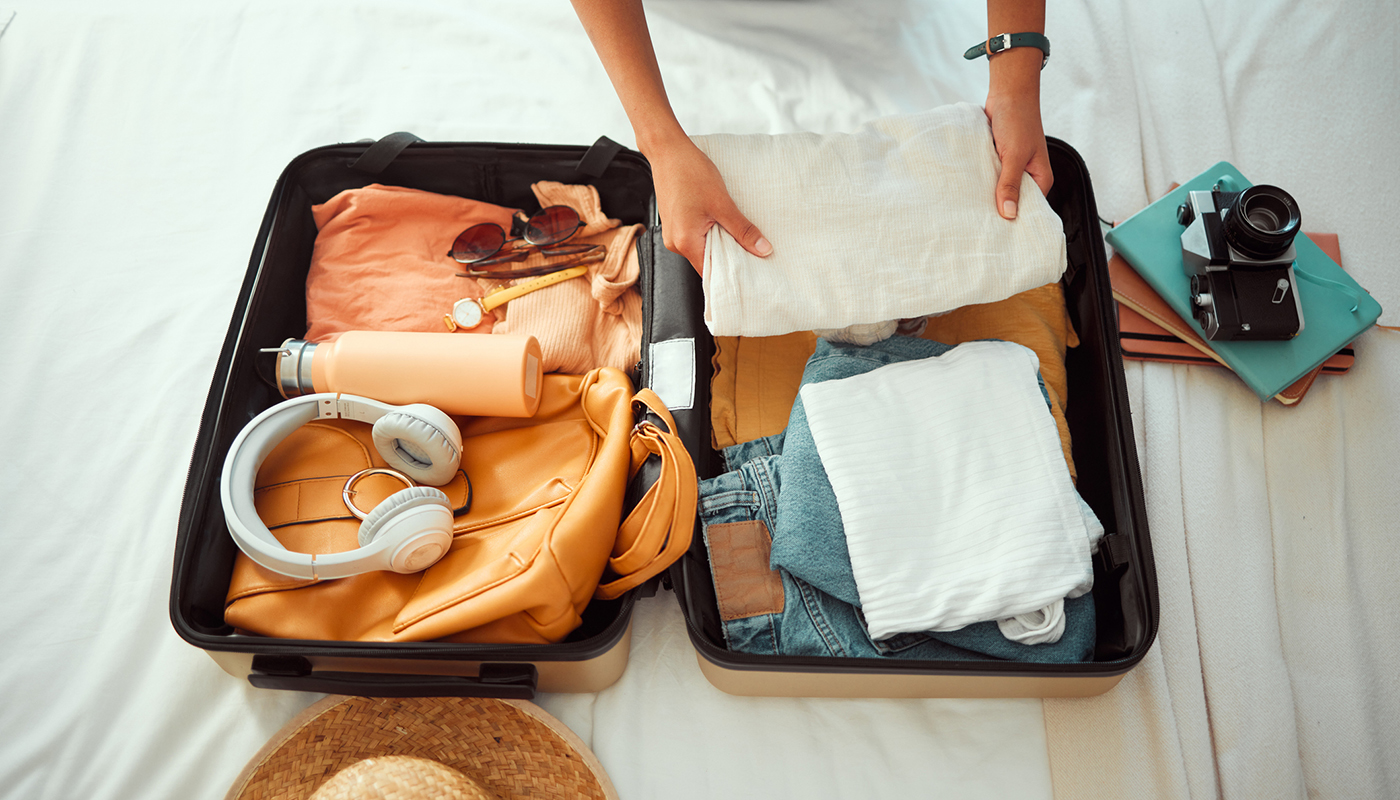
371 404 463 486
358 486 454 573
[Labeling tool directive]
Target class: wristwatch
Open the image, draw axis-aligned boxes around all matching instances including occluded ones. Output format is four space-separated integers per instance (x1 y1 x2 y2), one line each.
444 264 588 331
963 32 1050 69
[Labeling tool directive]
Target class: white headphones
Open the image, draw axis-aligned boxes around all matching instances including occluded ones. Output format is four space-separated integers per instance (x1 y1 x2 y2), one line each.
220 393 464 580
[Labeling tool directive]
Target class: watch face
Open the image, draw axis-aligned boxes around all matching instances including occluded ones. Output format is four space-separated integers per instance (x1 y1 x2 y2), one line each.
451 298 484 330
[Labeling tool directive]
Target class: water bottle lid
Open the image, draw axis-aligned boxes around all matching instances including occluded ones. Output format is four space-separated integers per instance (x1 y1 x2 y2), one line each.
272 338 318 398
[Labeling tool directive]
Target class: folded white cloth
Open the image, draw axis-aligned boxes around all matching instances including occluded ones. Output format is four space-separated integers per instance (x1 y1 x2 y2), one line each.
798 340 1098 641
812 320 899 345
693 102 1067 337
999 600 1067 646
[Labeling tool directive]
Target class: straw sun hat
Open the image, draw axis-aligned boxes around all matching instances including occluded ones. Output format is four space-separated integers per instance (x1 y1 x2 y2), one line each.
225 695 618 800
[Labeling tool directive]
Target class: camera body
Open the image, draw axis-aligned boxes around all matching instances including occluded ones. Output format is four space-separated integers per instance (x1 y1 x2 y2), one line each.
1178 184 1304 341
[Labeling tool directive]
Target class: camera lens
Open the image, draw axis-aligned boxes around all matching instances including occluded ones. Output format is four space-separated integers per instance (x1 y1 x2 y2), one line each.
1223 184 1301 260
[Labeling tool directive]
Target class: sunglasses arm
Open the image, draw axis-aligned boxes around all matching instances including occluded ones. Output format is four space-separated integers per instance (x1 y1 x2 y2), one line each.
455 248 607 280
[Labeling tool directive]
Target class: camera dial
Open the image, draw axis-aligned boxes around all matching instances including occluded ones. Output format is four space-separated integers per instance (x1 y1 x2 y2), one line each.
1177 202 1195 227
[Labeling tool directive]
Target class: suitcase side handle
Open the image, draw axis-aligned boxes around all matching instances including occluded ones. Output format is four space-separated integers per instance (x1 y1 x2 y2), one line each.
247 656 538 699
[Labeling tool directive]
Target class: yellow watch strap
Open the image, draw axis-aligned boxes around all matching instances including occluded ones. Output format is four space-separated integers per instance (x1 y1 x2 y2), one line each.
479 265 589 313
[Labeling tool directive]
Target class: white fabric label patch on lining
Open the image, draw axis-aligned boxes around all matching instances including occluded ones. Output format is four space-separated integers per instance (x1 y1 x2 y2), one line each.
648 338 696 411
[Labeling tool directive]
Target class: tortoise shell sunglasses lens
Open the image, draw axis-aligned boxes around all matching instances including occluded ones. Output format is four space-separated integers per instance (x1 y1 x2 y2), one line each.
450 223 507 263
523 205 582 246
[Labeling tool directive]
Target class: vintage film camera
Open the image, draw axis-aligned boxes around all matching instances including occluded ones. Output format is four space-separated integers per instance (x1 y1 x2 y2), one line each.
1177 183 1304 340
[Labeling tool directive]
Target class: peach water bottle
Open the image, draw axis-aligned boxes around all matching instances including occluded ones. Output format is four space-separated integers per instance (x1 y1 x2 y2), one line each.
269 330 544 417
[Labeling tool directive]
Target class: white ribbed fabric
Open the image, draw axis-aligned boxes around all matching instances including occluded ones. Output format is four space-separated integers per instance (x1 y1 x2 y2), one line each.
999 492 1103 644
693 102 1067 337
798 340 1096 640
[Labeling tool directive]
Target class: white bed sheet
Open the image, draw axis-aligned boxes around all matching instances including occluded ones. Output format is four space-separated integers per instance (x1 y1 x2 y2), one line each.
0 2 1395 799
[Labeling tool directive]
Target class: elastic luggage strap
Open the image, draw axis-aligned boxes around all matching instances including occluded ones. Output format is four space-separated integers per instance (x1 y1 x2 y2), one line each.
594 388 698 600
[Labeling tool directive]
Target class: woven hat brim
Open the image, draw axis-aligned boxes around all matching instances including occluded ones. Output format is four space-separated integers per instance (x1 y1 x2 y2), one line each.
224 695 618 800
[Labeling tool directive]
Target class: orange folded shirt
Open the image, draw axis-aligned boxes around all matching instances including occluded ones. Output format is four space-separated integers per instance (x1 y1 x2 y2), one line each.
306 184 516 342
306 182 644 375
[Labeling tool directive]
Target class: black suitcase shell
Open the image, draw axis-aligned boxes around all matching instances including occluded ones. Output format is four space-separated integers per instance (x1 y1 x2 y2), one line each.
173 134 1156 699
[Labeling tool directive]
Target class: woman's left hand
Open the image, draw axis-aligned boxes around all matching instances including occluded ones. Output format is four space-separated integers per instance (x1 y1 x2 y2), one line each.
983 43 1053 220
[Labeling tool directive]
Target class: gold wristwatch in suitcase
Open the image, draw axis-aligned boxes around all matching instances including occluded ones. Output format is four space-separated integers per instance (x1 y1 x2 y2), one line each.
445 264 589 331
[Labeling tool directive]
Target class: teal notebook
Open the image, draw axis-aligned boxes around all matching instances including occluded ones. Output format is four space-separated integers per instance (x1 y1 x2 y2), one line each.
1104 162 1382 400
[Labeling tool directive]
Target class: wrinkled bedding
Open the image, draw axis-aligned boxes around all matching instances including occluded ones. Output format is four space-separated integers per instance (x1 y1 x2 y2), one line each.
1 2 1396 798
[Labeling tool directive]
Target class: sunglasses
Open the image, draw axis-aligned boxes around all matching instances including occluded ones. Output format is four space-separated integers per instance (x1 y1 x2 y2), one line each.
449 205 605 278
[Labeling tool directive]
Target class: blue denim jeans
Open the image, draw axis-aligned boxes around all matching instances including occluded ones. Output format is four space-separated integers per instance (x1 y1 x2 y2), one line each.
700 336 1095 662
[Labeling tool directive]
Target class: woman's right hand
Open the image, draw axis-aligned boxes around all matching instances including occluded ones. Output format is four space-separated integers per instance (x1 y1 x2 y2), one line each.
644 134 771 276
568 0 768 275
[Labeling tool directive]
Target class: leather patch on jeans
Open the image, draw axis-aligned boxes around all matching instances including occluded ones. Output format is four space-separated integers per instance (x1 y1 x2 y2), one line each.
708 520 785 621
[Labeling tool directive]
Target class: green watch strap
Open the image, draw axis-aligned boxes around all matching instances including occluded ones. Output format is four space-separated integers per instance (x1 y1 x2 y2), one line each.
963 32 1050 69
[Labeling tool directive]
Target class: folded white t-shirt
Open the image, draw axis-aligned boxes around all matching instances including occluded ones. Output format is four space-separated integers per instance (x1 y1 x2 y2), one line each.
798 340 1099 641
693 103 1067 337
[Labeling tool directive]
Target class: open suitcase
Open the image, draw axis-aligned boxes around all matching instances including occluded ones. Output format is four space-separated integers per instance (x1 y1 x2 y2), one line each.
651 139 1160 698
171 133 1157 699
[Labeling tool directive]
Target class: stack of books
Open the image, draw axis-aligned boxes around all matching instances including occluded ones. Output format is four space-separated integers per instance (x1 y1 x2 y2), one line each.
1103 163 1381 405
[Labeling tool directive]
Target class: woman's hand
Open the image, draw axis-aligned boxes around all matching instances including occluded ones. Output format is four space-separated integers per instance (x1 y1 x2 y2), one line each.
644 133 770 275
985 0 1052 218
981 0 1052 220
568 0 768 276
985 84 1053 220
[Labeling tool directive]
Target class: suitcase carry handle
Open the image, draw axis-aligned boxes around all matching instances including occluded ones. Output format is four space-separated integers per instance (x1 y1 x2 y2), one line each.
351 131 424 175
247 656 538 699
